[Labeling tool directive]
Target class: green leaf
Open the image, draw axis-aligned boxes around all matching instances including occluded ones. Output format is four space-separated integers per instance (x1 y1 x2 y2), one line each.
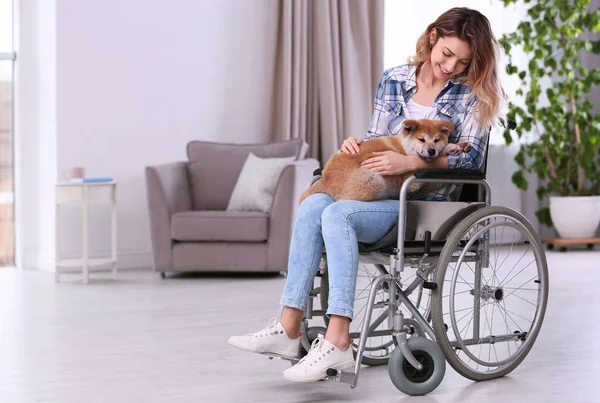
512 171 528 191
515 149 526 166
535 207 553 228
504 129 513 146
535 186 547 200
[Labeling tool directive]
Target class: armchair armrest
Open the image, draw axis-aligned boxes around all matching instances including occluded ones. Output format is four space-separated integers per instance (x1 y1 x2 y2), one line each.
267 158 320 270
145 162 193 272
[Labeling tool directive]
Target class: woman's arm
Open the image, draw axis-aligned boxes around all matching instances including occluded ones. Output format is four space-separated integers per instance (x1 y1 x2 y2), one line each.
409 155 448 170
448 104 489 171
363 71 393 140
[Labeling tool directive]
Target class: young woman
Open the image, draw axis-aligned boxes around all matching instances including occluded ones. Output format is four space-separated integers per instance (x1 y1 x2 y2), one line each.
229 7 507 383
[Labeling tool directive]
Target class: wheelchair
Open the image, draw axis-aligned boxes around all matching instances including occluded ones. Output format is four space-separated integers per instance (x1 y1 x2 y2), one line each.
286 123 549 396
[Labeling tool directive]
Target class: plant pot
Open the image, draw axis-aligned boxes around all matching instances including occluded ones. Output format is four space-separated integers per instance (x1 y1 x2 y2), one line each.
549 196 600 239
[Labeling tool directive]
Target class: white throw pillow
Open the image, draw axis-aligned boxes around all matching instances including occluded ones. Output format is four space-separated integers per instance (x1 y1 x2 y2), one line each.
226 152 297 213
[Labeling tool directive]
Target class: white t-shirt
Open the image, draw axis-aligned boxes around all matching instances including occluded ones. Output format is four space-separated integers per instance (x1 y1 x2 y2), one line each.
406 98 434 120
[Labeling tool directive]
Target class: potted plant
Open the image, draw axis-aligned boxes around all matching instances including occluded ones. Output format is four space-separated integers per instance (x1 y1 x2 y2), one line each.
500 0 600 239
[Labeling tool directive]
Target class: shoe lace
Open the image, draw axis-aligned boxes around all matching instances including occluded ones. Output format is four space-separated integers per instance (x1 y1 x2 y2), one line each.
297 334 330 366
251 318 281 338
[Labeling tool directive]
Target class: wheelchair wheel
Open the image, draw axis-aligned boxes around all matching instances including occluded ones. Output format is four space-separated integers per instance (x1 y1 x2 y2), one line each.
431 206 549 381
320 261 432 366
432 203 485 240
388 337 446 396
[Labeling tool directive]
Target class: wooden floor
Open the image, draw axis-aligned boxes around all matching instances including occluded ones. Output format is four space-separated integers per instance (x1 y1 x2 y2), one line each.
0 249 598 403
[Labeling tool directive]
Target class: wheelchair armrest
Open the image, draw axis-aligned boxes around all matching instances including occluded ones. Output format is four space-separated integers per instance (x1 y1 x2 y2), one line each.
413 169 485 181
312 167 485 182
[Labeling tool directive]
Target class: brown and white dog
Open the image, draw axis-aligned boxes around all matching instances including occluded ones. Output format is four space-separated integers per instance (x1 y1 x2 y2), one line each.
299 119 471 203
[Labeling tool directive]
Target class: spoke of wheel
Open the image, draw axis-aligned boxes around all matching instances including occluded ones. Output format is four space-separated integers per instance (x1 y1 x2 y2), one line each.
445 279 474 286
443 289 472 298
496 300 512 356
505 291 537 307
493 218 505 273
502 275 539 300
354 280 373 300
486 250 502 289
496 224 517 270
457 299 486 342
490 303 499 362
501 305 533 324
459 314 475 346
498 248 533 286
481 301 493 364
492 231 517 287
453 267 477 290
502 299 521 351
445 305 476 318
464 259 491 288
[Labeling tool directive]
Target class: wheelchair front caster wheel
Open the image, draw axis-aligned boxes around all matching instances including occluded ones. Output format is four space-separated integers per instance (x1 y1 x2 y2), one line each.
388 337 445 396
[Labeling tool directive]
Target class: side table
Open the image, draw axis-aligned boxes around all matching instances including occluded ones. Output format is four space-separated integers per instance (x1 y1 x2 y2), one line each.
55 181 118 283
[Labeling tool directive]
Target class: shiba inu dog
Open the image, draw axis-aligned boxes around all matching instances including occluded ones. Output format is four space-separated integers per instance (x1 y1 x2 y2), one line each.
299 119 471 203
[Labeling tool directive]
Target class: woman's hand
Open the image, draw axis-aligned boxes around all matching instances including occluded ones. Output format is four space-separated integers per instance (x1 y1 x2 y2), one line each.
360 151 417 176
338 137 363 154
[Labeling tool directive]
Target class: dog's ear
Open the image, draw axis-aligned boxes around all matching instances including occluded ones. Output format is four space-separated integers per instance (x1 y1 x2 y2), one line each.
401 119 419 135
437 120 455 136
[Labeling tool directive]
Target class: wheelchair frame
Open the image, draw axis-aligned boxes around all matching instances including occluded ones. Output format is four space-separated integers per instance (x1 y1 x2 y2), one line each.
319 174 491 387
292 170 547 395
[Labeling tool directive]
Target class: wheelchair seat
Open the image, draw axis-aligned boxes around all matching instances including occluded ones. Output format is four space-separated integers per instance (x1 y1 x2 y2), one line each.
356 175 488 255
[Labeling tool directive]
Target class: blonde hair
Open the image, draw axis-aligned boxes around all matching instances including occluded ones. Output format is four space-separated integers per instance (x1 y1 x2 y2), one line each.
409 7 507 128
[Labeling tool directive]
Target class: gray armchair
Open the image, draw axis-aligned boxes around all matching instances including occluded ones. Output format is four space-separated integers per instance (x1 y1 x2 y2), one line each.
145 139 319 274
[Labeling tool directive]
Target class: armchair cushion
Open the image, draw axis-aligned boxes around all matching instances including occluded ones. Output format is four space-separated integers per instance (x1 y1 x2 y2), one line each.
226 153 296 213
171 210 269 242
186 139 305 211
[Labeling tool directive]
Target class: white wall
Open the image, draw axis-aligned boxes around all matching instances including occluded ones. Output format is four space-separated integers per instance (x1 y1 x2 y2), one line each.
17 0 280 270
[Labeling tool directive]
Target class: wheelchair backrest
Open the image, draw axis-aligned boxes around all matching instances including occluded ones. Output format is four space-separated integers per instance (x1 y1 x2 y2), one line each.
458 119 514 203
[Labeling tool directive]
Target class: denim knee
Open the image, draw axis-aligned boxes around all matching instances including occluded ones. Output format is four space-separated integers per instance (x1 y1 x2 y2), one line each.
298 193 333 220
321 201 354 230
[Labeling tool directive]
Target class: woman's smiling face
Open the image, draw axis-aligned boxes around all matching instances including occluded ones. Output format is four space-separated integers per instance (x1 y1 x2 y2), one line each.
430 32 472 81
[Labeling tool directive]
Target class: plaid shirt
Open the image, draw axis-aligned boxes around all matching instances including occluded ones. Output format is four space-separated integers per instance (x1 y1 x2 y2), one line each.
364 64 489 201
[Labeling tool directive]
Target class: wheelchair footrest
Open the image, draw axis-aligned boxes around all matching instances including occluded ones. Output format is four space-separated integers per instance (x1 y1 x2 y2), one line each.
326 368 356 386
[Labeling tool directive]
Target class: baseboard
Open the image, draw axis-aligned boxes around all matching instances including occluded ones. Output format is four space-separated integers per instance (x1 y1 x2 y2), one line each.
55 249 153 271
113 250 153 270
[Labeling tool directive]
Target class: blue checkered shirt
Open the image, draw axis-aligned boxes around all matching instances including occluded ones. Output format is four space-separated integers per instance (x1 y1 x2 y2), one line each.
364 64 489 201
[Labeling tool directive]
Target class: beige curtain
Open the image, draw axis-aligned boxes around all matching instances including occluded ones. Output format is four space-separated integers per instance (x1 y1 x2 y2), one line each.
269 0 384 164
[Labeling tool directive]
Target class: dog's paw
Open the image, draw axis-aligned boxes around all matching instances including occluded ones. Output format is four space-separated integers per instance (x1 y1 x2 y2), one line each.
458 141 472 152
443 143 463 155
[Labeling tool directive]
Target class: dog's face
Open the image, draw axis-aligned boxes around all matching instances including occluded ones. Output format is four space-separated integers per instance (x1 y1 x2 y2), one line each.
399 119 455 161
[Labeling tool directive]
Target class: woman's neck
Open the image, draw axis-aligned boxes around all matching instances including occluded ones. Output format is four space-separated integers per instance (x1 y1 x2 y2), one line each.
417 62 448 90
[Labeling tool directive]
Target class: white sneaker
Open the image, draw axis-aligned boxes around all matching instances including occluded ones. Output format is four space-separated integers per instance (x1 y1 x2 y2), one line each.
283 334 355 382
228 318 301 359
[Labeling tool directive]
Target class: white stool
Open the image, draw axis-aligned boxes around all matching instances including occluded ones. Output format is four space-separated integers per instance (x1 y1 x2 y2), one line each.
55 182 117 283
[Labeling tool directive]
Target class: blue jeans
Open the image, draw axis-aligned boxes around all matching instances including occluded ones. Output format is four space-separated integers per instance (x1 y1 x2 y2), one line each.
280 194 400 319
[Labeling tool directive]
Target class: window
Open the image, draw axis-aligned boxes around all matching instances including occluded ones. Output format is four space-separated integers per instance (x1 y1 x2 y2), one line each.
384 0 525 145
0 0 15 266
